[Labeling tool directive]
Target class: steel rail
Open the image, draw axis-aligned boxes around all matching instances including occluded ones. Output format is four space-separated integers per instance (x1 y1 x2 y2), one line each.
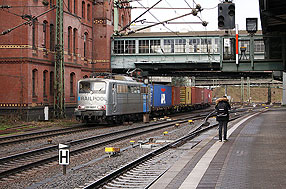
0 124 86 145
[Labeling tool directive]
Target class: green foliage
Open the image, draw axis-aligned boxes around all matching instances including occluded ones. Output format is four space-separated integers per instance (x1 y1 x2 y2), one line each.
171 77 188 86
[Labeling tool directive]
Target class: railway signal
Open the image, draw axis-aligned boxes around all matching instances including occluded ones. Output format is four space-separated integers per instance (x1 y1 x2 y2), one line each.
218 1 235 30
246 18 258 34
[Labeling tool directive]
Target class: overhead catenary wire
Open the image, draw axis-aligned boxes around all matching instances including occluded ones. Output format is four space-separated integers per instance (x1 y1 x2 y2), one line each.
129 11 198 34
134 0 181 35
126 0 208 35
165 0 194 31
119 0 163 33
0 5 47 8
135 0 208 31
131 7 193 9
0 4 56 21
0 6 57 36
183 0 192 9
1 8 29 20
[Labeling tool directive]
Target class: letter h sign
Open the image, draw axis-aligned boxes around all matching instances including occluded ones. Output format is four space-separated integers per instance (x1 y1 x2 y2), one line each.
59 149 70 165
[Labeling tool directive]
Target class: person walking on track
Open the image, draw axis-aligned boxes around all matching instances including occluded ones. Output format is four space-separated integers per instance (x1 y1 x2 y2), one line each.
215 96 231 142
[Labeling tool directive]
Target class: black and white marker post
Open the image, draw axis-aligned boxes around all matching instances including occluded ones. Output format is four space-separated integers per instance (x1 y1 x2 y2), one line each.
58 143 70 175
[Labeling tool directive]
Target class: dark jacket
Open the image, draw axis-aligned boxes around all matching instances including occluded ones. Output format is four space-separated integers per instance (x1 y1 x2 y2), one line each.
215 97 231 121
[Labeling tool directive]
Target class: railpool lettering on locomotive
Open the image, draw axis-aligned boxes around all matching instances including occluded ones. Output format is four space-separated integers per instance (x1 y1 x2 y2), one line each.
79 96 106 101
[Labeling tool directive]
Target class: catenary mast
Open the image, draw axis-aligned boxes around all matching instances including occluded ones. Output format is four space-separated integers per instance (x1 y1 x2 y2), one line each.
54 0 65 118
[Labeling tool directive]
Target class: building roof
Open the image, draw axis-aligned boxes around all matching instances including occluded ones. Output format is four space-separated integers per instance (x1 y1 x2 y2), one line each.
259 0 286 34
116 30 263 38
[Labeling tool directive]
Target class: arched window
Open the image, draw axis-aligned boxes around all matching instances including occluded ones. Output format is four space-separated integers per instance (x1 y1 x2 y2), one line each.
83 75 88 78
50 24 55 51
68 0 71 12
74 0 78 15
87 3 91 21
73 28 77 55
68 26 72 55
82 1 85 19
32 69 38 97
111 10 114 25
121 15 124 26
84 32 88 58
43 70 48 97
50 71 54 96
70 72 75 96
43 20 48 48
32 19 38 49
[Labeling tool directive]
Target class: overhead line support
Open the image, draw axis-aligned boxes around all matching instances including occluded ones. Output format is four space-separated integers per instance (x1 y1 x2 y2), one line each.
54 0 65 118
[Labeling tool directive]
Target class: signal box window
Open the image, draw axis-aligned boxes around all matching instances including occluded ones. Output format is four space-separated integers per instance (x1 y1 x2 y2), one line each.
150 40 161 53
139 40 149 53
164 39 174 53
125 40 135 54
175 39 186 53
114 40 124 54
189 39 200 53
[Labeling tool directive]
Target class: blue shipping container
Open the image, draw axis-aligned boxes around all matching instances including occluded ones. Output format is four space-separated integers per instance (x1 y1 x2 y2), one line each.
142 84 150 113
150 84 172 107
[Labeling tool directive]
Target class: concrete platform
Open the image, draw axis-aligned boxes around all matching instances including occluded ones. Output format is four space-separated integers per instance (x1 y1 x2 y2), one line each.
150 107 286 189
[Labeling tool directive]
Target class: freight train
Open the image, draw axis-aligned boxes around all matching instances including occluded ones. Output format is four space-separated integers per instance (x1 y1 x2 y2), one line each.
74 75 212 123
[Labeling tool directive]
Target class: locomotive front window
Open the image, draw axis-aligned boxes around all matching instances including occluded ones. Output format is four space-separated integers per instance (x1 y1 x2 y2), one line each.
79 81 91 93
91 82 106 94
79 81 106 94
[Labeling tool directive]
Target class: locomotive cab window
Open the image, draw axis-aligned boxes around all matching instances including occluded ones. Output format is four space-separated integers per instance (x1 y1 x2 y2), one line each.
79 81 106 94
79 81 91 93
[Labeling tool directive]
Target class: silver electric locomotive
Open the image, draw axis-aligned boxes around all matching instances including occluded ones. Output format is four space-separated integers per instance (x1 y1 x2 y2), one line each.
75 75 150 123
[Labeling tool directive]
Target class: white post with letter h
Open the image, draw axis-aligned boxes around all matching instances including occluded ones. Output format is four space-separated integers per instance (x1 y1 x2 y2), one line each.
59 143 70 175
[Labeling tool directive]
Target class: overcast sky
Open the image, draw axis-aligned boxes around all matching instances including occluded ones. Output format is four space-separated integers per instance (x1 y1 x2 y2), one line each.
130 0 261 32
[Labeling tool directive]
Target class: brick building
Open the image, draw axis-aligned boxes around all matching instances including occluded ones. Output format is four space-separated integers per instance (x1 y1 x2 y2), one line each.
0 0 131 120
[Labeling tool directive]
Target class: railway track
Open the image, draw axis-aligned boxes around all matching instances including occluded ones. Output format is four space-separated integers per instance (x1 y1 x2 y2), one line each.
83 109 265 189
0 106 262 182
0 108 214 147
0 111 213 180
0 124 89 146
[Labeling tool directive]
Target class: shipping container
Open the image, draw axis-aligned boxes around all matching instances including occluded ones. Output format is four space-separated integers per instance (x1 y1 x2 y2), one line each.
150 84 172 108
191 87 204 105
203 88 207 104
180 87 186 104
186 87 192 105
172 86 181 106
142 84 150 113
208 90 213 104
203 88 212 104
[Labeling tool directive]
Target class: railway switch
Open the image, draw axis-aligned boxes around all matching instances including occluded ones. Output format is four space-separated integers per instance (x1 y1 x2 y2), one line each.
47 139 53 144
105 147 120 157
130 141 135 147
